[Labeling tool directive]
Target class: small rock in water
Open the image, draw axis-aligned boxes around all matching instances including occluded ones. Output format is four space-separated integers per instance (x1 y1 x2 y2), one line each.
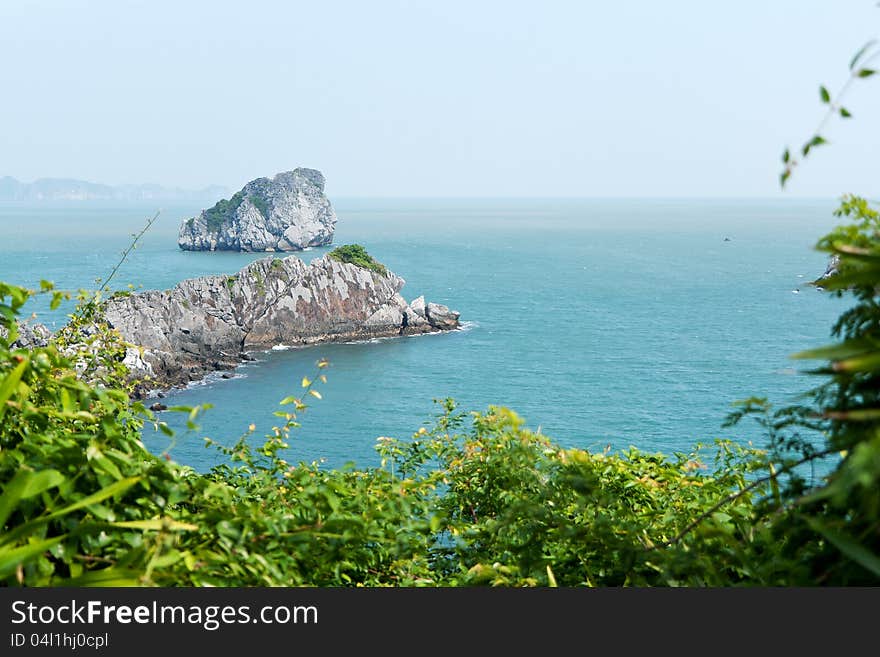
150 402 167 412
221 372 233 379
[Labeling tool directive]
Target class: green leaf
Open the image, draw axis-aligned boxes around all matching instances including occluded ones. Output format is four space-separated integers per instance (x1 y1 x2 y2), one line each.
110 519 198 532
805 517 880 577
0 536 66 578
0 358 27 424
546 565 558 587
840 107 852 118
850 39 877 70
59 567 144 587
782 148 790 164
830 352 880 374
0 469 66 528
791 338 878 361
819 85 830 103
49 477 141 518
801 135 827 157
0 477 142 548
857 68 876 78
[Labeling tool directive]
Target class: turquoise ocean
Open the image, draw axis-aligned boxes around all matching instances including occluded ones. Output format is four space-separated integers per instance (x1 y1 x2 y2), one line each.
0 198 847 472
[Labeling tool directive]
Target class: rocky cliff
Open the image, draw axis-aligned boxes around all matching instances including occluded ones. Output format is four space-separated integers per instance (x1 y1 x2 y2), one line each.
103 253 460 395
177 169 336 252
0 319 51 349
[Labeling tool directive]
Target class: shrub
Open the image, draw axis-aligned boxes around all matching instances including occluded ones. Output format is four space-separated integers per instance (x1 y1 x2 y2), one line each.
328 244 388 276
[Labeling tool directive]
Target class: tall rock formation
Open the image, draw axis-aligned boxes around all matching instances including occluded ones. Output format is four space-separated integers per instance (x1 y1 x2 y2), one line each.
177 168 336 252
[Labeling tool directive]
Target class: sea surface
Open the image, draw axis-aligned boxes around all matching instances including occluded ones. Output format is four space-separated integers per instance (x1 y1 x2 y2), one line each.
0 198 848 472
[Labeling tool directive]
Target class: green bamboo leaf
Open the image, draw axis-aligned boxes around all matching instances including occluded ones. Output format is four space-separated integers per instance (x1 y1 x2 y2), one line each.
819 85 830 103
49 477 141 518
0 469 66 528
546 564 558 587
0 359 27 424
832 352 880 373
110 519 198 531
0 478 141 548
840 107 852 118
805 517 880 577
857 68 876 78
59 567 144 587
0 536 66 578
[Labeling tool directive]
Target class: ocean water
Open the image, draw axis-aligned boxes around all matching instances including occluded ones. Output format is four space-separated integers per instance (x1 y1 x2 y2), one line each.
0 198 847 472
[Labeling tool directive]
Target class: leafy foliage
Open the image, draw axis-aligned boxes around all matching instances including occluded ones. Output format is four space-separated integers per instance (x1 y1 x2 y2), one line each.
328 244 388 276
780 39 878 187
202 191 244 233
250 194 271 220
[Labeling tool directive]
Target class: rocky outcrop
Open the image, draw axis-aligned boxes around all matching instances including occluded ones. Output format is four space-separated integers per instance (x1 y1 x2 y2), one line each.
815 254 841 287
103 254 460 395
1 319 51 349
178 169 336 252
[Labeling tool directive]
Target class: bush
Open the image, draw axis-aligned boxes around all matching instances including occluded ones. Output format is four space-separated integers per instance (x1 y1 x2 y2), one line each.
328 244 388 276
202 191 244 234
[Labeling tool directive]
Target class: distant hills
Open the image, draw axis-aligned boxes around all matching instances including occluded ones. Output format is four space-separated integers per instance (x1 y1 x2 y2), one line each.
0 176 229 202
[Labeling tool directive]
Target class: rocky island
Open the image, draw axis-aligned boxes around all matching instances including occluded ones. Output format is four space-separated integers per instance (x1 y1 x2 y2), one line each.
178 168 336 252
103 246 460 396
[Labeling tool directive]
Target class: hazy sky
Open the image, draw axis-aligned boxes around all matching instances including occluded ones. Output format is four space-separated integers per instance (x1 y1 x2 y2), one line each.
1 0 878 197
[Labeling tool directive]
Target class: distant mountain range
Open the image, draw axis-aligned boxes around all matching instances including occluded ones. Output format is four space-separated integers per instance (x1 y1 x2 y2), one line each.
0 176 229 202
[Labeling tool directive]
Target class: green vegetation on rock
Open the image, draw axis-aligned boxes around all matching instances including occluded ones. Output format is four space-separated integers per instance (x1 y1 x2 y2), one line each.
328 244 388 276
203 191 244 234
250 194 271 220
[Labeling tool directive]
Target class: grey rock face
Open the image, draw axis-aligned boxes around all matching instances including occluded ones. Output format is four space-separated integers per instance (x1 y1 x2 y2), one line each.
103 255 460 395
410 295 426 318
425 303 460 330
816 254 841 285
178 169 337 252
0 322 52 349
1 320 52 349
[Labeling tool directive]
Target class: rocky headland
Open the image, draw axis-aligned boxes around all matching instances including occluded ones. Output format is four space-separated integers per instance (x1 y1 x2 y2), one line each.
102 251 460 396
178 168 336 252
0 320 51 350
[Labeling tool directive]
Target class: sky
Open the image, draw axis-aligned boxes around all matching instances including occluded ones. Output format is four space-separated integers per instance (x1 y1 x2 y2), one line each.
0 0 878 198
